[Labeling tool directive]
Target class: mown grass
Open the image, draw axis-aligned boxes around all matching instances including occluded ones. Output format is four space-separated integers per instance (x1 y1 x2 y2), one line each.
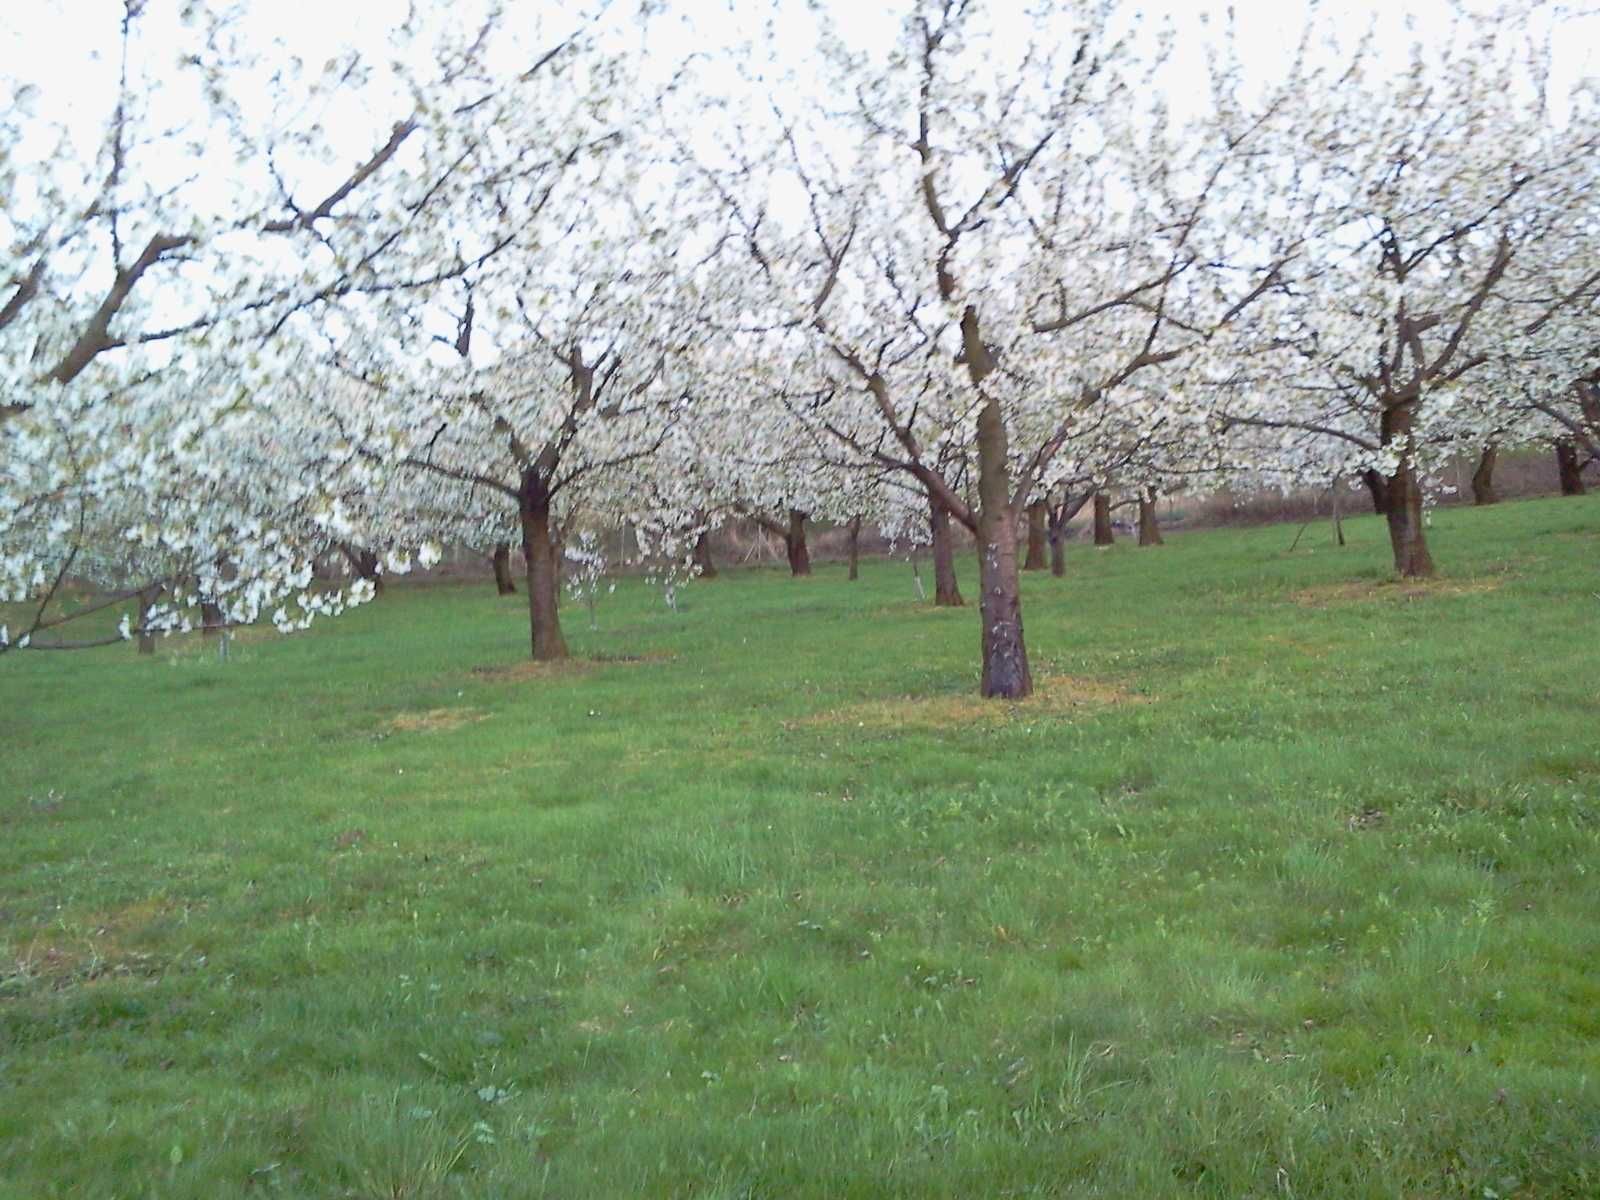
3 497 1599 1198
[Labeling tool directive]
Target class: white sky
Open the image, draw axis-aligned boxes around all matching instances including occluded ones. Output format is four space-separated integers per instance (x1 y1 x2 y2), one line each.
7 0 1594 120
1 1 1593 244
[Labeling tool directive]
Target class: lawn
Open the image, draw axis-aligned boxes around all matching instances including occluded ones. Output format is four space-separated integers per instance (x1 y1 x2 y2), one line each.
2 498 1599 1198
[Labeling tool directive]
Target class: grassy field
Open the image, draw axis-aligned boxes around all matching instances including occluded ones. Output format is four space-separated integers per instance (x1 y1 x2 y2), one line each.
3 498 1599 1198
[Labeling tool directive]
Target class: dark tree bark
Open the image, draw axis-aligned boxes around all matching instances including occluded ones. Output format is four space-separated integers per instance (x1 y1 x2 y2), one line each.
1556 439 1587 496
1022 501 1048 570
190 573 227 636
1380 405 1435 578
518 472 568 661
136 585 160 656
692 529 718 580
929 496 964 607
1137 488 1164 546
200 600 226 635
1361 468 1392 515
785 509 811 577
975 394 1030 698
748 507 813 576
491 542 518 595
1470 444 1499 506
1093 493 1115 546
1046 491 1091 577
339 544 385 596
846 515 863 581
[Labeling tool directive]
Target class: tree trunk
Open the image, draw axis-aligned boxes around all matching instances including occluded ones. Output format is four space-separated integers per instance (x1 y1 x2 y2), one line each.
1046 491 1090 577
340 544 385 596
1381 405 1436 578
846 515 863 581
200 600 226 635
1470 444 1499 506
1093 493 1115 547
1361 468 1392 515
1556 439 1587 496
1137 489 1164 546
190 574 226 636
692 529 718 580
136 586 159 656
519 473 568 661
975 398 1031 699
491 542 517 595
1022 501 1047 570
784 509 811 577
929 496 964 607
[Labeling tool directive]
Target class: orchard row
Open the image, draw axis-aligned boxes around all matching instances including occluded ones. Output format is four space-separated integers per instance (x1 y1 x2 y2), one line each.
2 0 1595 695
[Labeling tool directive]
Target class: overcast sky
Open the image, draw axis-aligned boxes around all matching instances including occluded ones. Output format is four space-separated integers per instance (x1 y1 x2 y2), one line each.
8 0 1595 118
3 1 1594 230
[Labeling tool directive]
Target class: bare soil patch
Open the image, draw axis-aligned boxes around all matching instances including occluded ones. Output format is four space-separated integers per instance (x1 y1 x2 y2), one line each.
869 602 972 619
1261 634 1337 658
469 659 598 683
2 897 174 993
469 651 670 684
388 708 488 734
1289 576 1504 607
798 674 1145 732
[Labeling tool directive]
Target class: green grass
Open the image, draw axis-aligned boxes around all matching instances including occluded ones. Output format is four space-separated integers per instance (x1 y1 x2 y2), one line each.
3 497 1600 1198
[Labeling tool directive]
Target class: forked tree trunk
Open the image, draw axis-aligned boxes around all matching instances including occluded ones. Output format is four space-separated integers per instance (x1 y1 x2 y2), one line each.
1361 468 1392 515
1092 493 1115 547
1046 491 1090 577
491 542 518 595
929 496 964 607
519 474 568 661
1022 501 1047 570
785 509 811 577
1381 405 1435 578
846 515 863 581
1137 489 1164 546
693 529 718 579
1556 439 1587 496
975 399 1030 699
1470 444 1499 506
